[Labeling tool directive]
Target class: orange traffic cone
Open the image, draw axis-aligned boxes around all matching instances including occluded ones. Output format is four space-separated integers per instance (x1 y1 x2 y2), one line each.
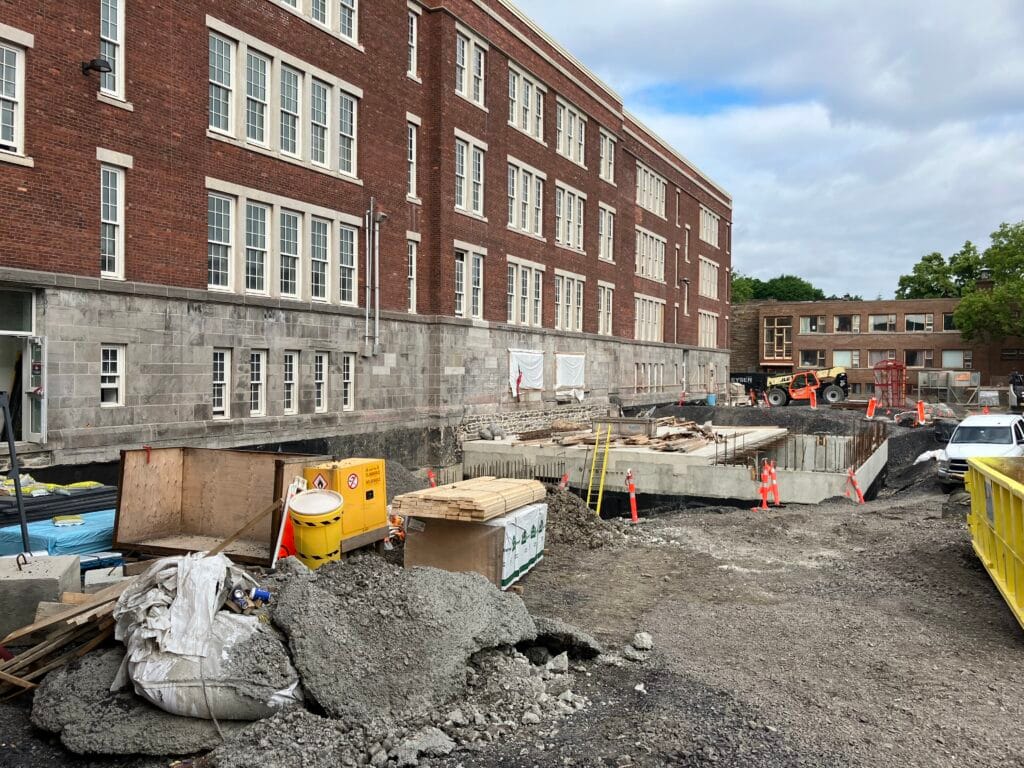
752 461 770 511
769 460 782 507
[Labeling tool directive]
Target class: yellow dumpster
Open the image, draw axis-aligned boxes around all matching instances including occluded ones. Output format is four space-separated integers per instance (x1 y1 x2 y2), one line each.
288 489 344 569
966 457 1024 629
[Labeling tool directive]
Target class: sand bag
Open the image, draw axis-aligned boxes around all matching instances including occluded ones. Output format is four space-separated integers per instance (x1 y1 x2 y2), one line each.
112 553 302 721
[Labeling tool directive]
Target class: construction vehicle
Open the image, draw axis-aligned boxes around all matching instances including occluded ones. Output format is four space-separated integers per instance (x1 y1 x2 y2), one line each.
764 367 849 406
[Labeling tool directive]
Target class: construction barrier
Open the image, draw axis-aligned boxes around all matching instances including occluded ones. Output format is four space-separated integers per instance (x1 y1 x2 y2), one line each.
809 390 818 410
427 470 437 488
768 460 781 507
866 397 878 420
966 457 1024 630
558 473 569 491
625 469 639 524
752 462 770 511
917 401 926 425
844 469 865 505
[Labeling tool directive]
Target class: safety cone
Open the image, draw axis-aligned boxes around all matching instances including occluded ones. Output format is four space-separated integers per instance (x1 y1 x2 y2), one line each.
917 401 926 426
769 460 782 507
752 461 770 511
846 469 865 505
983 405 991 415
809 389 818 410
866 397 878 420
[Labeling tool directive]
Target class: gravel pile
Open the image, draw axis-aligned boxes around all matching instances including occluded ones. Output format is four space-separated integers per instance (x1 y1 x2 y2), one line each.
386 461 428 502
544 488 630 550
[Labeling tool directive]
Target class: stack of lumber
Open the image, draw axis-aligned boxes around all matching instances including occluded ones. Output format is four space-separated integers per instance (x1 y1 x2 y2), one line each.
556 418 720 452
393 477 546 522
0 578 135 698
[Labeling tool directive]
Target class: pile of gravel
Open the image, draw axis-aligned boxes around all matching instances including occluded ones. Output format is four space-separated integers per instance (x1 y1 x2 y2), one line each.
386 461 429 502
544 488 630 550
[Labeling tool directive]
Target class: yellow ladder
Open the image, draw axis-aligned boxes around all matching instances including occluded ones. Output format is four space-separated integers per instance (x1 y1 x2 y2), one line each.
586 425 613 516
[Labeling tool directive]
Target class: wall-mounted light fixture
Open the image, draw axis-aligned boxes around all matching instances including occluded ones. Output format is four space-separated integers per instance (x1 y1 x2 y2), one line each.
81 58 113 76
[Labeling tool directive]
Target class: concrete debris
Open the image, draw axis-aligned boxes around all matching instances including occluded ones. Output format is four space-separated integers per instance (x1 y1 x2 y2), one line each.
544 488 631 550
546 652 569 674
385 461 429 503
394 726 456 765
530 615 604 658
632 632 654 651
622 646 650 663
32 648 244 755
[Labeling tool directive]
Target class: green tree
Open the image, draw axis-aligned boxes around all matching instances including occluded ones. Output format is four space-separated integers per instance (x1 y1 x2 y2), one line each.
953 221 1024 341
895 252 957 299
730 272 762 304
948 241 982 293
759 274 825 302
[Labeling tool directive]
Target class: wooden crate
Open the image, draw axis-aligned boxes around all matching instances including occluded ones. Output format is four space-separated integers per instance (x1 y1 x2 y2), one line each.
392 477 546 522
113 448 326 566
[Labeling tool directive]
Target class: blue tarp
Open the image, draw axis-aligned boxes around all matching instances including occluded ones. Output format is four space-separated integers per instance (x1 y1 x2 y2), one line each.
0 509 116 556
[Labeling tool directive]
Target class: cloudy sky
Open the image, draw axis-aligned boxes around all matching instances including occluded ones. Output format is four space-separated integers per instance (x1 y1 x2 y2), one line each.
515 0 1024 298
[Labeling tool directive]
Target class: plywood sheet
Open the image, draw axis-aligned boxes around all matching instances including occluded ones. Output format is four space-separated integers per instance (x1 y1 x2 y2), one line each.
134 534 269 562
114 449 184 544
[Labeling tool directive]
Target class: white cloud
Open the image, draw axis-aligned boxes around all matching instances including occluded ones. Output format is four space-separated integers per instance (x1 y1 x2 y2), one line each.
515 0 1024 297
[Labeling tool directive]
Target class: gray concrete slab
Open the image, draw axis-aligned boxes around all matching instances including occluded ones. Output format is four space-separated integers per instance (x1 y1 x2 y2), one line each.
0 555 80 640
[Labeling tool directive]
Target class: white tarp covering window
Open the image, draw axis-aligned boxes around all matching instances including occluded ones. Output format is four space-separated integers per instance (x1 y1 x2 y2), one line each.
555 353 585 401
509 349 544 396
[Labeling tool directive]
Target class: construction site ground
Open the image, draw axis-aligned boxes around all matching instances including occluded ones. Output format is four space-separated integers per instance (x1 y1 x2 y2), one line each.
3 407 1023 767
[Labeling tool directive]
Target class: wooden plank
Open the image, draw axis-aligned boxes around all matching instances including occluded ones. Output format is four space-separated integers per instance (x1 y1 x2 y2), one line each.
0 579 134 646
0 668 35 690
60 592 92 605
22 621 115 683
114 448 184 546
206 499 281 557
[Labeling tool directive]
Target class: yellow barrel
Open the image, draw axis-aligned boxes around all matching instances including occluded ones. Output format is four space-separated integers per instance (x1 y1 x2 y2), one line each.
288 490 344 570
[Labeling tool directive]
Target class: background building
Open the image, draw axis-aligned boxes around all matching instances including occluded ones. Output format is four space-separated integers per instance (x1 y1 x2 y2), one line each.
0 1 732 468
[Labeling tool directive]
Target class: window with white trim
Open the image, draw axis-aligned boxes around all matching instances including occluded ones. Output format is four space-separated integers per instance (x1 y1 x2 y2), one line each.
245 51 269 144
339 0 358 42
100 164 125 279
407 10 418 78
905 313 934 332
279 66 301 156
245 202 269 293
699 205 720 247
506 260 542 327
598 205 615 262
698 311 718 348
455 29 486 107
310 217 330 301
554 183 586 251
904 349 933 368
342 352 355 411
0 41 26 157
275 0 356 41
636 162 666 218
311 0 328 26
100 344 125 407
634 295 664 342
208 193 233 289
339 224 357 305
455 136 486 216
310 78 330 166
598 284 614 336
212 349 231 418
279 210 300 298
799 315 826 334
208 34 234 133
283 350 298 414
507 159 544 237
941 350 972 369
314 351 328 412
800 349 826 368
635 227 666 283
599 130 615 183
249 349 267 416
338 91 356 175
555 100 586 165
407 121 418 198
868 349 896 366
868 314 896 333
508 64 544 141
699 257 719 299
99 0 124 99
455 248 485 319
407 240 417 313
833 350 861 369
675 189 681 227
554 273 584 332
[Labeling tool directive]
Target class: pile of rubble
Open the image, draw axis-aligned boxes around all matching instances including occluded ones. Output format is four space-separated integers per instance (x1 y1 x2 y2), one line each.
544 488 635 550
555 418 719 453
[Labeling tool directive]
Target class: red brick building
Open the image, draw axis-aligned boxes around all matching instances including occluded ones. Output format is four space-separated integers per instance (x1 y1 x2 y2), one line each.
0 1 732 466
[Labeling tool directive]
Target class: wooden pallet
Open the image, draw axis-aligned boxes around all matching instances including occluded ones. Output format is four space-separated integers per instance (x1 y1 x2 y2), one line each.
393 477 546 522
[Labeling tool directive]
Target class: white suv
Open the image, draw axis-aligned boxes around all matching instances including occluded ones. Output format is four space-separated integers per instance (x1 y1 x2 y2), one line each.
938 414 1024 486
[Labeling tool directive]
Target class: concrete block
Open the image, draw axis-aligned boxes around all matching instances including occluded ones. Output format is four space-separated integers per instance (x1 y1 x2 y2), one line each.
0 555 81 641
83 568 126 592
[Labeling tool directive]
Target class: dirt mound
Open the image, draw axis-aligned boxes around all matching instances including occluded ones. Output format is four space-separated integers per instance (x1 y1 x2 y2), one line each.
545 488 630 549
386 461 428 502
882 457 942 496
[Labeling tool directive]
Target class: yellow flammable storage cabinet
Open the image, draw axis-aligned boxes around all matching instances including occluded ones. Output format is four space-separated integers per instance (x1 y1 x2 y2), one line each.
303 459 389 552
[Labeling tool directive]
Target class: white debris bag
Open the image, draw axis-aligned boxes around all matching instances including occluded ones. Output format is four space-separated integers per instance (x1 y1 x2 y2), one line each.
111 553 303 720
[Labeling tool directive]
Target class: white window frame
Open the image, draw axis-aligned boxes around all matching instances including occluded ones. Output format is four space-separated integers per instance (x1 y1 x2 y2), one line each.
699 205 720 247
314 351 328 413
699 256 719 299
244 201 270 294
0 33 30 161
633 294 665 343
834 314 861 334
100 344 126 407
249 349 267 417
269 0 361 47
338 0 358 43
407 5 420 80
455 131 487 218
554 271 585 333
698 310 719 349
833 350 861 369
507 63 545 143
342 352 355 411
868 314 897 333
310 216 331 302
407 118 418 200
868 349 897 366
941 350 972 369
636 162 667 218
635 226 666 283
599 130 616 184
555 99 587 166
245 50 270 146
283 350 298 415
554 182 586 252
904 349 934 369
310 77 330 167
207 192 234 291
99 0 125 100
507 157 545 238
278 209 301 299
506 257 544 327
279 65 302 157
799 349 826 368
407 235 418 313
598 204 615 262
338 223 358 306
208 33 234 135
455 26 488 109
100 163 126 280
212 348 231 419
905 313 934 333
598 282 614 336
454 243 486 320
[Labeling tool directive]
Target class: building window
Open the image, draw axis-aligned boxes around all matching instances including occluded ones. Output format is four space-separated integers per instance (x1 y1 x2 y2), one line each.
868 314 896 333
339 0 358 41
555 100 587 165
99 165 125 279
941 350 972 369
283 351 298 414
279 66 301 156
276 210 300 297
799 315 826 334
339 224 357 305
599 130 616 183
636 162 667 218
905 313 934 332
698 256 719 298
311 0 328 25
554 273 584 332
598 205 615 262
100 344 125 407
245 51 269 145
634 295 665 342
212 349 230 418
833 350 861 368
904 349 933 368
508 65 545 141
207 193 233 290
598 284 614 336
314 352 328 412
506 260 542 326
310 217 330 301
455 29 487 108
699 311 718 348
407 122 418 198
834 314 860 333
763 317 792 360
455 136 486 217
868 349 896 366
0 41 26 157
407 10 418 78
699 205 720 247
99 0 124 98
342 352 355 411
455 248 485 319
407 239 417 313
943 312 956 331
208 34 234 133
310 78 330 166
799 349 826 368
244 202 269 293
249 350 266 416
554 183 586 251
634 228 667 282
507 159 544 236
675 189 681 227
